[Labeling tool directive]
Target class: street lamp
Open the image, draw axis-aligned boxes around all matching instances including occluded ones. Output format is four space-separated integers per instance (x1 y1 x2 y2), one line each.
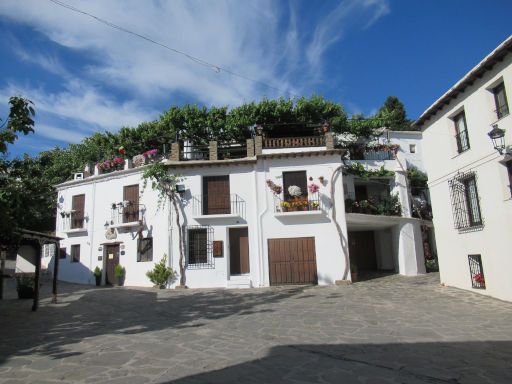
487 124 506 154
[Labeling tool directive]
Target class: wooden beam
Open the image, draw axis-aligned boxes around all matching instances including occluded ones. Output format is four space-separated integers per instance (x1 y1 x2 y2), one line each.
32 242 42 312
52 241 59 304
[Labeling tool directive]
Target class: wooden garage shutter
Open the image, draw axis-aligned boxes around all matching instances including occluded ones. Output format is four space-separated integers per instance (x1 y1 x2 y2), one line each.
123 184 139 223
283 171 307 201
268 237 317 285
203 176 230 214
71 194 85 229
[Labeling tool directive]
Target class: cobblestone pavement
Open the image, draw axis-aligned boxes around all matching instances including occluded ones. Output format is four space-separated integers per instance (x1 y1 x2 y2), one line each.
1 273 512 384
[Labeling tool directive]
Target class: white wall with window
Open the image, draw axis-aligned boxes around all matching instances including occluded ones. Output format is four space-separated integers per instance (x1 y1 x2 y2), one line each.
418 38 512 301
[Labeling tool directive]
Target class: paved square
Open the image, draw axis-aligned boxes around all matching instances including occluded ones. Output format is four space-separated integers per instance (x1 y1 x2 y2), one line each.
1 273 511 383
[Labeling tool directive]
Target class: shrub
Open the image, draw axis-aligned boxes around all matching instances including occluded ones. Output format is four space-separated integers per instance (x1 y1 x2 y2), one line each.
114 264 125 278
93 266 102 277
146 254 176 288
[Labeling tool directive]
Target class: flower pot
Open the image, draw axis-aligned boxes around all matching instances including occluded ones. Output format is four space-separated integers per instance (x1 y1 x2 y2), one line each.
351 271 358 283
116 276 125 286
95 275 101 286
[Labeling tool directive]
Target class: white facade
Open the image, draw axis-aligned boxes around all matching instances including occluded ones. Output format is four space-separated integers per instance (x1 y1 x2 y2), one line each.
417 36 512 301
50 138 427 289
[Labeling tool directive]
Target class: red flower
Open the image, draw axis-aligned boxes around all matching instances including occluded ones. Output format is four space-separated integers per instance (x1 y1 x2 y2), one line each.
118 146 126 155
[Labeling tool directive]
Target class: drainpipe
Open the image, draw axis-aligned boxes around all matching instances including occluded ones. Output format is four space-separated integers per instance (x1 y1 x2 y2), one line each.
88 181 97 284
256 158 269 287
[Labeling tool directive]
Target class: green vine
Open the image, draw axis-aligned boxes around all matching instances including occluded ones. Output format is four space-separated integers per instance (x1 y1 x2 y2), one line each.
343 162 395 179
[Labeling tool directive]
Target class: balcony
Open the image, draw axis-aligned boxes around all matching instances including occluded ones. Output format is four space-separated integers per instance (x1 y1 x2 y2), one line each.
110 203 145 228
274 192 324 217
60 212 88 234
180 143 210 161
191 194 246 220
344 192 401 216
345 144 397 161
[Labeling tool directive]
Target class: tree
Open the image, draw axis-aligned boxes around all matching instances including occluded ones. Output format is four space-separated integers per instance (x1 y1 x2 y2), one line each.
375 96 412 131
142 163 186 287
0 97 35 155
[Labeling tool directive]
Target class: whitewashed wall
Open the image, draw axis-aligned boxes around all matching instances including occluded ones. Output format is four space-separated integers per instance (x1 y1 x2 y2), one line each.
421 54 512 301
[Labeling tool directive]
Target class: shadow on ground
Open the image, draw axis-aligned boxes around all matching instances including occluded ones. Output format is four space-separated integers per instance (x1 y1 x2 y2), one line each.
167 341 512 384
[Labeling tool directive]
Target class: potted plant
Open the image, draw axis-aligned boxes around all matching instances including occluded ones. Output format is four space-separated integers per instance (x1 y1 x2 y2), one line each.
146 254 176 289
350 261 358 283
280 201 290 212
93 266 102 286
310 201 320 211
16 274 35 299
114 264 126 286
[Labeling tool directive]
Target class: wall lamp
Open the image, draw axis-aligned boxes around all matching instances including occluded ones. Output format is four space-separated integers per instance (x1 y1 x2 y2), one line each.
488 124 506 155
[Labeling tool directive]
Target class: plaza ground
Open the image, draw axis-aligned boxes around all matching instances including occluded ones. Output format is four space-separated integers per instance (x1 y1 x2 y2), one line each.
0 273 511 383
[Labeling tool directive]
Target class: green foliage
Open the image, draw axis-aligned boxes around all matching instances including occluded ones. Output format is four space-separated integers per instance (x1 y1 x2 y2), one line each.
114 264 125 278
93 266 102 277
0 97 35 154
407 166 428 189
142 162 184 208
343 162 395 178
146 254 176 288
375 96 413 131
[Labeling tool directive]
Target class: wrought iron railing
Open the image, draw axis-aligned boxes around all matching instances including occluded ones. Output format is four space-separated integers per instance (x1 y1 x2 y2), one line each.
263 136 325 149
191 193 246 217
110 203 145 225
344 192 401 216
180 143 210 161
218 142 247 160
274 192 322 213
468 254 486 289
349 149 396 161
61 212 86 231
455 129 470 153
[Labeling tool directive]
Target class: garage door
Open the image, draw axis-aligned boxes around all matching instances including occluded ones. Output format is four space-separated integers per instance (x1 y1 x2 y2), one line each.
268 237 317 285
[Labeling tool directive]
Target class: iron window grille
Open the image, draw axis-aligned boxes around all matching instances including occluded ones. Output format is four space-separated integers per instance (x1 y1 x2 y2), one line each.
468 254 486 289
186 225 214 269
448 172 483 230
453 112 470 153
137 237 153 262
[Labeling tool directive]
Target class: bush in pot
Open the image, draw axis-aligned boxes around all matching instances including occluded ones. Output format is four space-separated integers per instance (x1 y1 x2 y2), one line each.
93 266 102 286
146 254 176 289
114 264 126 286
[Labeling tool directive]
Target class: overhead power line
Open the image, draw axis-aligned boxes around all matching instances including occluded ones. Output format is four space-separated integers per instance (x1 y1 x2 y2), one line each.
47 0 296 97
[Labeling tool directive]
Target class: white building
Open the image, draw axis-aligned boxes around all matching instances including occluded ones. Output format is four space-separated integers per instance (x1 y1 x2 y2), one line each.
48 128 428 289
415 35 512 301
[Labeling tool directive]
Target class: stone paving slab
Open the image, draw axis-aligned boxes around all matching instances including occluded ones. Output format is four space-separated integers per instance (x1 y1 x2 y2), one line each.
1 273 512 383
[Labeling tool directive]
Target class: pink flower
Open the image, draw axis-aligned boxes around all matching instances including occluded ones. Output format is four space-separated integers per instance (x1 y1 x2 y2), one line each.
308 183 320 193
113 157 124 165
143 149 158 158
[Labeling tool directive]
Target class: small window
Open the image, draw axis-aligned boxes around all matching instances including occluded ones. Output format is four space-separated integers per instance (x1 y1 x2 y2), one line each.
59 247 67 259
71 244 80 263
493 82 509 119
187 226 214 269
409 144 416 153
468 254 486 289
506 161 512 197
448 172 483 230
453 111 470 153
137 237 153 262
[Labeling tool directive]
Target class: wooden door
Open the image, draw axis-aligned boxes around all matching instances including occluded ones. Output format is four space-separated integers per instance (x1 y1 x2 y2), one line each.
105 244 120 285
229 228 249 275
268 237 317 285
348 231 377 270
123 185 139 223
71 194 85 229
203 176 230 215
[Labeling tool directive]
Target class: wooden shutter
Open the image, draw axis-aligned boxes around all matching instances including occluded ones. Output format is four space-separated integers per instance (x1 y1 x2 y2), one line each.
213 241 223 257
123 184 139 223
283 171 307 202
137 237 153 262
71 194 85 229
71 244 80 263
203 176 230 214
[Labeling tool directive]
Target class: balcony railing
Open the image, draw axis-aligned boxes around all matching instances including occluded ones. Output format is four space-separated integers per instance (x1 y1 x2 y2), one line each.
180 143 210 161
263 136 325 149
110 203 145 226
344 192 401 216
192 194 245 217
349 149 396 161
61 212 87 231
218 142 247 160
274 192 322 213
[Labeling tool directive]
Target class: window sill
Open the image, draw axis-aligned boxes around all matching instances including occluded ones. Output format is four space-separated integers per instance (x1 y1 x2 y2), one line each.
62 228 88 235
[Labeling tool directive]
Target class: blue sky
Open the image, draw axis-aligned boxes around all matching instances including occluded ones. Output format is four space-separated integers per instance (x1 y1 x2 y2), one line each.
0 0 511 157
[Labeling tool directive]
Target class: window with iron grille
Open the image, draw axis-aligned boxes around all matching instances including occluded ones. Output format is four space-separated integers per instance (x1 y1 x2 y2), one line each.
492 82 509 119
71 244 80 263
505 161 512 198
137 237 153 262
468 254 486 289
448 172 483 230
186 226 214 269
453 111 470 153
